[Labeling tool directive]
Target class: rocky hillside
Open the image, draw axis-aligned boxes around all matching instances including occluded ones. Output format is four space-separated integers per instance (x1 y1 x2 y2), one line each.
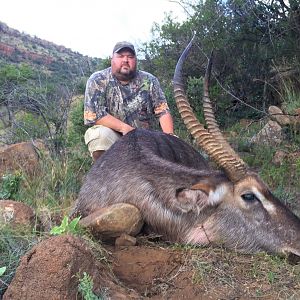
0 21 100 77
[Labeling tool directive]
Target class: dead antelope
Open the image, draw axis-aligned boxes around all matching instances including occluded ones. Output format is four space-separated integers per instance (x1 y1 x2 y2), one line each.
71 37 300 257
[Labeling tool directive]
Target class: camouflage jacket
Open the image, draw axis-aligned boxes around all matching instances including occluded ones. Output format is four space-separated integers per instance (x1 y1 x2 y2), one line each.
84 67 170 129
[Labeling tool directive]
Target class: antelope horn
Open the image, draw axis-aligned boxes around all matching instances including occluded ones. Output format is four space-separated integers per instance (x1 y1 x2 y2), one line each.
203 52 248 181
173 37 248 183
203 51 230 146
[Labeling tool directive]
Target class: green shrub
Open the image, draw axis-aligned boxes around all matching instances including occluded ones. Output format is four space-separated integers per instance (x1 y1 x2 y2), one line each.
280 80 300 114
0 226 40 297
50 216 82 235
66 97 92 170
0 172 23 200
78 272 107 300
13 111 48 143
18 158 82 209
67 98 86 147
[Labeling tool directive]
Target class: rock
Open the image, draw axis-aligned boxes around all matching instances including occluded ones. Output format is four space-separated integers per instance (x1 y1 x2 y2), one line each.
115 233 137 248
0 200 35 228
0 141 45 177
268 106 291 126
37 206 53 232
239 119 252 127
268 105 300 127
294 108 300 116
290 108 300 126
3 235 140 300
250 120 283 145
79 203 143 239
272 150 288 166
288 151 300 162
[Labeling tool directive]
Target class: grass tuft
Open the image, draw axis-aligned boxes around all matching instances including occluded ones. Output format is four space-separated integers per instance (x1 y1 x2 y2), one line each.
0 226 41 296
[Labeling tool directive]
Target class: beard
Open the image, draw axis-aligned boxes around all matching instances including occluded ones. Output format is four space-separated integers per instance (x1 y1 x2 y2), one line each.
113 64 137 82
114 71 136 82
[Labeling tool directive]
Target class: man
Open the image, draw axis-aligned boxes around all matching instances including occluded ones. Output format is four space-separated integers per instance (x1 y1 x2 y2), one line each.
84 41 175 161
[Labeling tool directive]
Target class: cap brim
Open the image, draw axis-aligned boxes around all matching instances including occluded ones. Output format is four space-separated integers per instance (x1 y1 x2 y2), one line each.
114 47 135 54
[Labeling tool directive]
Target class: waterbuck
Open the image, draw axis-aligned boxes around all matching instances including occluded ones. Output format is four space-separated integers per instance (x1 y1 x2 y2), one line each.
71 37 300 257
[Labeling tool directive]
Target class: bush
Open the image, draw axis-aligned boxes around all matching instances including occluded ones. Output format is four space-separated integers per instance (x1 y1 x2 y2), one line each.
0 172 23 200
67 97 87 148
9 112 48 144
0 227 40 297
17 154 87 210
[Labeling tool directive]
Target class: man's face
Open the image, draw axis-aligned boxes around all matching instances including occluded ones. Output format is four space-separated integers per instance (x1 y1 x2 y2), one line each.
111 49 137 82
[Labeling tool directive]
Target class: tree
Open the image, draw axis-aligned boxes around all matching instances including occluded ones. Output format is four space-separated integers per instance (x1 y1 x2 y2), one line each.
0 62 82 156
141 0 300 125
0 63 34 128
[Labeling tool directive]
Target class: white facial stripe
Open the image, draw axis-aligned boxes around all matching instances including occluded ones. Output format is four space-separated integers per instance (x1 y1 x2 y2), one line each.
252 187 277 214
208 184 228 205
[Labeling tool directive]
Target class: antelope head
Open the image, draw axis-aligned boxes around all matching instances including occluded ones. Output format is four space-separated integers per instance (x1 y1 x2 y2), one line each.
173 36 300 256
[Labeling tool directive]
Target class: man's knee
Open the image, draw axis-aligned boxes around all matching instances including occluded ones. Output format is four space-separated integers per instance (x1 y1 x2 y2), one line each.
84 125 121 156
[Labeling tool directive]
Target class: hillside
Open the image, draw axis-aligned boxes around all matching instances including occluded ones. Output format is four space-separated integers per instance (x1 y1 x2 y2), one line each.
0 21 100 77
0 21 103 145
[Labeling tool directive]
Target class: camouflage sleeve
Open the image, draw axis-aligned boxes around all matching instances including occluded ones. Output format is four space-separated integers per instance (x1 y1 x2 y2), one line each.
84 72 108 126
150 76 170 118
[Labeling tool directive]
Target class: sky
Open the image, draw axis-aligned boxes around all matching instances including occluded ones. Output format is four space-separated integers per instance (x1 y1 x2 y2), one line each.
0 0 188 58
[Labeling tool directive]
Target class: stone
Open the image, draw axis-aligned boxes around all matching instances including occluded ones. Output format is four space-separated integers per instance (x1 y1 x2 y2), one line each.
250 120 283 145
0 200 35 228
79 203 143 239
272 150 288 166
239 119 252 127
288 151 300 162
290 108 300 126
37 206 54 232
268 106 291 126
115 233 137 248
294 108 300 116
0 141 45 177
3 235 140 299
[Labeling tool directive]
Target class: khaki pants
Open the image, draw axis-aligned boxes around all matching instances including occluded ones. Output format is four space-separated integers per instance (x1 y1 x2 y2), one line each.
84 125 121 156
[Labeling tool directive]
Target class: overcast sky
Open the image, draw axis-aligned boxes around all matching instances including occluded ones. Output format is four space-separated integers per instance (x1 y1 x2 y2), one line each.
0 0 188 58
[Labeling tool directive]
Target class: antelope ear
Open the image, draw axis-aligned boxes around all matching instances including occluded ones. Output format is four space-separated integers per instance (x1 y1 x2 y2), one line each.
174 180 225 214
191 180 228 206
175 188 209 214
190 182 213 194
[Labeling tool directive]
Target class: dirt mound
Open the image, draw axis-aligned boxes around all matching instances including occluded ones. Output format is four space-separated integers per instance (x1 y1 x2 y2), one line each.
0 141 44 177
111 245 202 299
3 235 139 300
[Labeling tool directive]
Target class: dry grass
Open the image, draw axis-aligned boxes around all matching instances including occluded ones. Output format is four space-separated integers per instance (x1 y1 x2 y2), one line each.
190 246 300 299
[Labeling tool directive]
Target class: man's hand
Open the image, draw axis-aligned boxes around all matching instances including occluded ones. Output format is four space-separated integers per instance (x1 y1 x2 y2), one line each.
95 114 134 135
120 124 135 135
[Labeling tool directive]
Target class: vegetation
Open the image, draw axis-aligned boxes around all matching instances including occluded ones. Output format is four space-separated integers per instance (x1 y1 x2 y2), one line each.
0 172 23 199
0 227 40 295
190 246 300 299
0 0 299 298
0 267 6 277
141 0 300 126
50 215 82 236
78 272 108 300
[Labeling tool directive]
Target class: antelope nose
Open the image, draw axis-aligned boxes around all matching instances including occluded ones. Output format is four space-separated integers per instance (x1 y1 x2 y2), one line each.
283 247 300 263
287 252 300 264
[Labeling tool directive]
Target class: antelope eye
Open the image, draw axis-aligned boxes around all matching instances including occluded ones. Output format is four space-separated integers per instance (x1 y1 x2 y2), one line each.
241 193 258 202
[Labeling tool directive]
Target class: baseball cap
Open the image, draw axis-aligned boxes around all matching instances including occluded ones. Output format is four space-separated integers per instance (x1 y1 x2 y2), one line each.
113 41 136 55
